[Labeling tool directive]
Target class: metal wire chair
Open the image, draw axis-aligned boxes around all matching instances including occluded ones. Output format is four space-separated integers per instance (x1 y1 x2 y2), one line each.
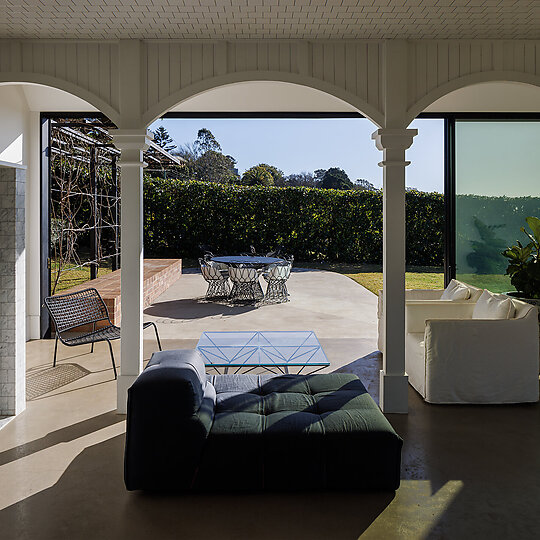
44 287 162 379
228 265 264 303
262 261 292 303
199 258 230 299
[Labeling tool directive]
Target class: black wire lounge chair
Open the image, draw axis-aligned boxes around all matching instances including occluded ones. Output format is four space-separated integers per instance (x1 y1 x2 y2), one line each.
44 287 162 379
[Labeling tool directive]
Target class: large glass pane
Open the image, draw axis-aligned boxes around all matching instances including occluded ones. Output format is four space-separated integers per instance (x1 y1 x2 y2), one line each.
455 121 540 292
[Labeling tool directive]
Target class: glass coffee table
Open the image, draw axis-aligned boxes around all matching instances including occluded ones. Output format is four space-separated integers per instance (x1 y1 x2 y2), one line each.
196 331 330 374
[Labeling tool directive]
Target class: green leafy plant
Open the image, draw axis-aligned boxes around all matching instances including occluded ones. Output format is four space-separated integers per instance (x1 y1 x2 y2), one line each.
502 216 540 298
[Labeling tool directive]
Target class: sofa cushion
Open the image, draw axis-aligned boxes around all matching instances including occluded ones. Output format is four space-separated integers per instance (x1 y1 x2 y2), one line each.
141 348 208 415
440 279 471 301
196 373 403 491
472 290 515 320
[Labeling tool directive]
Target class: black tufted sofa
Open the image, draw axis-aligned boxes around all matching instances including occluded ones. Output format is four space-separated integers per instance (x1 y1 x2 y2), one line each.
125 349 403 491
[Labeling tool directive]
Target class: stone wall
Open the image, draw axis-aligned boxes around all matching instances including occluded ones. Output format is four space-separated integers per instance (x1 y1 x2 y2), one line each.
0 165 26 416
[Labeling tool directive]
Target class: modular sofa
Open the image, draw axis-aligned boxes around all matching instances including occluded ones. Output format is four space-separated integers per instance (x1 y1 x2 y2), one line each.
125 349 403 492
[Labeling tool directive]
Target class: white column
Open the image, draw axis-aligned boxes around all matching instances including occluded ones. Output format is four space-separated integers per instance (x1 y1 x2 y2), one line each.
110 129 152 413
25 111 41 340
372 128 417 414
0 164 26 416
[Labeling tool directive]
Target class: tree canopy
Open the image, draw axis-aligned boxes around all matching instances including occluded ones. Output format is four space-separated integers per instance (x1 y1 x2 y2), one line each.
241 165 275 186
320 167 353 190
152 126 177 152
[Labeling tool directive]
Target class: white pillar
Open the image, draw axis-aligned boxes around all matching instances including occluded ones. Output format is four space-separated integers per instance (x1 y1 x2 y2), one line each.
25 111 42 340
0 164 26 416
110 129 152 413
372 128 417 414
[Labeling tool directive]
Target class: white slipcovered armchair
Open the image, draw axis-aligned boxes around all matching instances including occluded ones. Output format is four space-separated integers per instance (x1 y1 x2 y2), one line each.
377 280 483 352
405 291 539 404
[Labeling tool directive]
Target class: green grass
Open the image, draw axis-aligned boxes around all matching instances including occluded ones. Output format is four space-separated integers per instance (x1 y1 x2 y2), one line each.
51 263 113 293
345 272 444 295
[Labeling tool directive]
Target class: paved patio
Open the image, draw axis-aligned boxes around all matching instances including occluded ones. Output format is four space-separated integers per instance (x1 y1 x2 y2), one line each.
143 268 379 373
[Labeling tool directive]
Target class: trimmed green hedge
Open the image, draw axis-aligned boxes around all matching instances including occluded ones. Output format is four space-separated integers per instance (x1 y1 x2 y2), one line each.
143 178 444 265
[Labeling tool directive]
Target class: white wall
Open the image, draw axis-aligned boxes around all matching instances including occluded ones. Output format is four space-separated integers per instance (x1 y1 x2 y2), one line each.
0 85 28 165
0 84 99 340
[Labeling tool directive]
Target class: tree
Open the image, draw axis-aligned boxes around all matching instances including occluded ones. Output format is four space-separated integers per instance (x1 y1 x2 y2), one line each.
241 165 274 186
152 126 176 152
196 150 238 183
320 167 353 190
354 178 378 191
194 128 221 155
314 169 326 183
174 129 238 183
286 172 317 187
256 163 285 186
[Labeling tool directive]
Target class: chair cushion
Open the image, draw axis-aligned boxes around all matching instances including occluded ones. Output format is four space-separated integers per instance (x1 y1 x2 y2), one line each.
440 279 471 301
472 290 515 319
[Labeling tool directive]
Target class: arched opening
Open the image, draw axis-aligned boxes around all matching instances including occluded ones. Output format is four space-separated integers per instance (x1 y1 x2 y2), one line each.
141 79 396 391
143 75 385 127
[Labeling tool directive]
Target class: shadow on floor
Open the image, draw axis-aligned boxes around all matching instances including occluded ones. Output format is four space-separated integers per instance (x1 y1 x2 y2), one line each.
144 298 257 320
26 363 91 401
0 411 124 467
0 432 394 540
333 350 382 404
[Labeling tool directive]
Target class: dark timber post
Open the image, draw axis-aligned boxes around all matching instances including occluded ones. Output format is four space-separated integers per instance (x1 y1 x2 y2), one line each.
89 147 99 280
444 117 456 287
40 116 51 338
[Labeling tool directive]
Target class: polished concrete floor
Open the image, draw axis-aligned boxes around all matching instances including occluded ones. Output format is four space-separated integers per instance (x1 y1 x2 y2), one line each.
0 270 539 539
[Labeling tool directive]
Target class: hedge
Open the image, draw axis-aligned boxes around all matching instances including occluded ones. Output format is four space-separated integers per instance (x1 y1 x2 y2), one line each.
143 178 445 266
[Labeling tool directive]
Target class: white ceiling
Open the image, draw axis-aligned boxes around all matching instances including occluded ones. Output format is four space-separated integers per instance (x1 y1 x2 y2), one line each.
0 0 538 40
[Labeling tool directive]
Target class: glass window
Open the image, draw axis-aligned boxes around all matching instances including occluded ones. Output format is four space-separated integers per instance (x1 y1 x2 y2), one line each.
455 121 540 292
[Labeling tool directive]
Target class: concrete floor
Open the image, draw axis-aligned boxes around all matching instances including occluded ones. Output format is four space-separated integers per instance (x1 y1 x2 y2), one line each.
0 270 539 539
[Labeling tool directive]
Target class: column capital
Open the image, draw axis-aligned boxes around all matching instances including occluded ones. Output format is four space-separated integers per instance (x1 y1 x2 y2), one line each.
110 129 153 167
110 129 153 150
371 128 417 152
372 128 418 167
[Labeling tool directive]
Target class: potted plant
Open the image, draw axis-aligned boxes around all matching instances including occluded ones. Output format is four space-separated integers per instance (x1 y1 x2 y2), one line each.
502 216 540 307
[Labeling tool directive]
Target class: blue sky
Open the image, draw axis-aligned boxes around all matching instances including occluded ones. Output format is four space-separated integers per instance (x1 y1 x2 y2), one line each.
152 117 444 193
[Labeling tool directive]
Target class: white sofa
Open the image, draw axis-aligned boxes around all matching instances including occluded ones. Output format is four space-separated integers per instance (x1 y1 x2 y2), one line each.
405 288 539 404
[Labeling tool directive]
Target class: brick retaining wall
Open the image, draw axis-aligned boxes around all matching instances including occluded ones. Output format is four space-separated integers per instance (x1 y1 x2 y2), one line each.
55 259 182 327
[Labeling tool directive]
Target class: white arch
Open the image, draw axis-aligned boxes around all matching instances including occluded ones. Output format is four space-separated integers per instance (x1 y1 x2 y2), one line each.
0 72 120 125
142 71 384 128
406 71 540 124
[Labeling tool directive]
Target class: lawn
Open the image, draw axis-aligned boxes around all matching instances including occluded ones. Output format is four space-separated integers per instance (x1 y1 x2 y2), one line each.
51 263 113 293
345 271 444 295
292 262 445 295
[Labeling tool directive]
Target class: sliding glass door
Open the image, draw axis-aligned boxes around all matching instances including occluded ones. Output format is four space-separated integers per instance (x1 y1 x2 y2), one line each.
455 120 540 292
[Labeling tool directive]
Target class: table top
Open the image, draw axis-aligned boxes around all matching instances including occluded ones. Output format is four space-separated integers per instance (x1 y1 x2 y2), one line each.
196 331 329 367
211 255 285 266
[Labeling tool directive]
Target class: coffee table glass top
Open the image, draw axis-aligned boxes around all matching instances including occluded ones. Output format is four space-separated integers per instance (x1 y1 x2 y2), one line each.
196 331 329 367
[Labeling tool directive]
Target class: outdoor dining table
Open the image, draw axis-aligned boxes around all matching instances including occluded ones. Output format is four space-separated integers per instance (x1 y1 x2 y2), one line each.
210 255 285 268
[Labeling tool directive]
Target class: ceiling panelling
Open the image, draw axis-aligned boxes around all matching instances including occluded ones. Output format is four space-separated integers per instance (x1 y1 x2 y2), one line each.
0 0 539 40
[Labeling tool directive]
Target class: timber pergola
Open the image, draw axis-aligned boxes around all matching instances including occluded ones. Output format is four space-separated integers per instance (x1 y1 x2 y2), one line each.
2 37 540 414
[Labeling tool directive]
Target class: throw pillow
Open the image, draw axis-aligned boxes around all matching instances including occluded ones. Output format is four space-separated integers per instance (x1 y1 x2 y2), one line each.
472 290 515 319
440 279 471 301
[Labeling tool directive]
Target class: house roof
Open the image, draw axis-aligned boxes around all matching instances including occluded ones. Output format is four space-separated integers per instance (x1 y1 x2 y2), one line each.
1 0 538 40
